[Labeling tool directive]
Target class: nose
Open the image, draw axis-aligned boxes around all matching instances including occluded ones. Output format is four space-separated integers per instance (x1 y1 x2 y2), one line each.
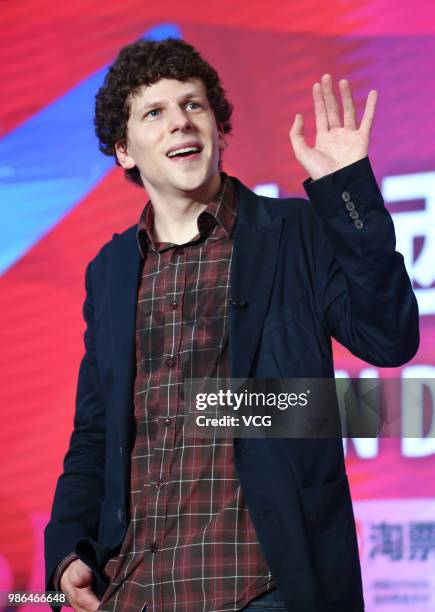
168 105 193 132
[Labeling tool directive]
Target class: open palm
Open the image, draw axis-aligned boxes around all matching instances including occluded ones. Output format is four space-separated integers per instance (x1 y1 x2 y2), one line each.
289 74 377 181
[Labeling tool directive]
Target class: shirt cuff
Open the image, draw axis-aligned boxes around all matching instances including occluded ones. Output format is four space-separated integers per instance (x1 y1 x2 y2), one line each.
53 552 80 592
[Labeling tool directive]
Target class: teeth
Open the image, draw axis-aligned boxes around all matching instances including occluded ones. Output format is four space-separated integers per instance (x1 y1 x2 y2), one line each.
167 146 200 158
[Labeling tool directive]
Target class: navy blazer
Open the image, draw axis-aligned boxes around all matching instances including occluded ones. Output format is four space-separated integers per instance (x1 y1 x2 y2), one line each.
45 157 419 612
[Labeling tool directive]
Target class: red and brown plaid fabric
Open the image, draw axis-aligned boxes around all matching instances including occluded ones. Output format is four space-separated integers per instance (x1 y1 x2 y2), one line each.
99 175 275 611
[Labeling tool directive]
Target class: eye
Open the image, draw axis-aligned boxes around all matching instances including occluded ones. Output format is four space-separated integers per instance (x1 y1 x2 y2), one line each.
186 101 201 111
145 108 161 119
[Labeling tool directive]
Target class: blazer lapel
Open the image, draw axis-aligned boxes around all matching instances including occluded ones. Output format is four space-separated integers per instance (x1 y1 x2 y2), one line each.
229 179 283 378
108 227 142 447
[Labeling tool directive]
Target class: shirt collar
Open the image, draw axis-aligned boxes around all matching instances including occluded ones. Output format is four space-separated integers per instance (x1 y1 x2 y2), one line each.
137 173 238 256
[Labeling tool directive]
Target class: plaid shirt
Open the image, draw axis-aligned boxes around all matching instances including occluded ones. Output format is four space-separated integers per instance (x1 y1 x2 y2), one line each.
99 175 275 611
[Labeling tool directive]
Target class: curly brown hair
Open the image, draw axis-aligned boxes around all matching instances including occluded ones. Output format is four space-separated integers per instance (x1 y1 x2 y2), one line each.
94 38 233 188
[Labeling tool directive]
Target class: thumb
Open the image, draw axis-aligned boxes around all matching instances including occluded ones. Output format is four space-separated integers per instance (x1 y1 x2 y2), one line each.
289 114 309 160
74 585 101 611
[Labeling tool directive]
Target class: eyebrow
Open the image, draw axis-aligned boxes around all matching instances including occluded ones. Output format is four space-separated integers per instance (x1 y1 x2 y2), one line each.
138 91 204 114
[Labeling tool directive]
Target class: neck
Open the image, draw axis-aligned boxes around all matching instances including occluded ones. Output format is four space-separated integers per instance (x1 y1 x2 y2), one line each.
144 173 222 244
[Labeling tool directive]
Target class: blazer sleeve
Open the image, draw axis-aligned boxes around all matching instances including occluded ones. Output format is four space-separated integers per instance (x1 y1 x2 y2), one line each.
303 156 419 367
44 260 106 590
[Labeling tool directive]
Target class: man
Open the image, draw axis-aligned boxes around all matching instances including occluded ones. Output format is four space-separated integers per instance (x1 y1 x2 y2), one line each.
44 38 419 612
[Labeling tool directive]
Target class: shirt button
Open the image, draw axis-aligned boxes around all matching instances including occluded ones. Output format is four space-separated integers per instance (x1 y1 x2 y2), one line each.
164 417 172 426
341 191 351 202
166 357 176 368
354 219 364 229
196 319 205 328
177 249 185 256
349 210 359 219
150 542 159 553
228 298 248 307
170 301 178 310
345 201 356 211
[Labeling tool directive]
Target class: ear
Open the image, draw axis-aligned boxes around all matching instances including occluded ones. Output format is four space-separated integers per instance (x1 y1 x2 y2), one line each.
218 126 228 153
115 140 136 170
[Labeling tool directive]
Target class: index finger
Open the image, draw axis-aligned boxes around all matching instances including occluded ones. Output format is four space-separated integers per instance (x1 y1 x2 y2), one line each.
312 82 328 133
359 89 378 135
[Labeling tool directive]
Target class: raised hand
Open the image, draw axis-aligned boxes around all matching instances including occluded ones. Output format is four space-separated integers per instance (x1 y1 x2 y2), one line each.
289 74 377 180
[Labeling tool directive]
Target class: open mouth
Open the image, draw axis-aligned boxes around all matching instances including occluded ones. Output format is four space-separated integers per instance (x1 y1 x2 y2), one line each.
166 145 202 161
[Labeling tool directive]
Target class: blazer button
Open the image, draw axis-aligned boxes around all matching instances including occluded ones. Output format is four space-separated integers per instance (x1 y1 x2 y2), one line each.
341 191 351 202
354 219 364 229
118 508 125 523
345 200 356 211
349 210 359 219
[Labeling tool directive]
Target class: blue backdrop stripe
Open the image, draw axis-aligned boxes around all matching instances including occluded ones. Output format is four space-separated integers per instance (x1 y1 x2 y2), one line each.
0 23 181 275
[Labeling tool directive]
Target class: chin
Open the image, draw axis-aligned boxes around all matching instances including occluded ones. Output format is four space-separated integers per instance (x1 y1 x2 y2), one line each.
173 168 217 194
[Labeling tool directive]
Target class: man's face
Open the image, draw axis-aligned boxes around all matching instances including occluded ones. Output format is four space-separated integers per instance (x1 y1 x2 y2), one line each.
116 78 227 198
